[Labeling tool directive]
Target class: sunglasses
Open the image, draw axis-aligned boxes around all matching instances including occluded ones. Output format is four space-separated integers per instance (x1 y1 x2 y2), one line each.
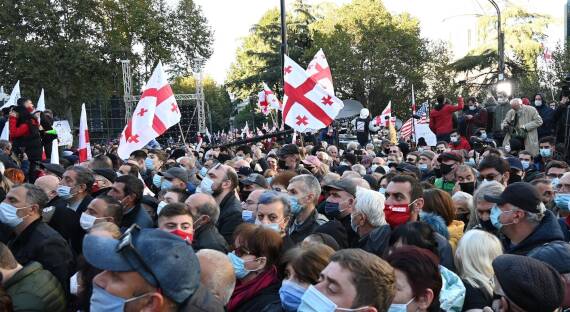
117 225 162 290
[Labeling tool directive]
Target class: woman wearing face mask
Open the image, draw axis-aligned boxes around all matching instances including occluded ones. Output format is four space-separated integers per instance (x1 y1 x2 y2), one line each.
454 230 503 312
386 246 442 312
227 224 283 312
279 243 334 311
422 189 465 251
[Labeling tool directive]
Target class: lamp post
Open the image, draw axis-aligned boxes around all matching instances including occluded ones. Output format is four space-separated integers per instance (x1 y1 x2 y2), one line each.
487 0 505 81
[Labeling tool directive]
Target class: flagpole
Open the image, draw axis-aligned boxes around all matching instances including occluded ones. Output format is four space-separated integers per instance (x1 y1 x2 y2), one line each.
280 0 287 96
178 123 188 148
411 84 416 144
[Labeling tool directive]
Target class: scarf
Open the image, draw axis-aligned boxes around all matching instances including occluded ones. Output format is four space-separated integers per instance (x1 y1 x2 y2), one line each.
227 266 279 312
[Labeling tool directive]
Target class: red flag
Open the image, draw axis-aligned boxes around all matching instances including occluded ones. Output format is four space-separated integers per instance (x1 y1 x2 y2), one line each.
118 62 181 159
78 103 92 162
283 55 343 132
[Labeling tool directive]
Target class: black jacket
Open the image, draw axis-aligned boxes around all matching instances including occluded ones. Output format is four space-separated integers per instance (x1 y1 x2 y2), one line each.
504 210 565 256
192 223 229 253
287 208 327 244
357 225 391 257
216 192 243 243
339 214 359 248
66 195 93 255
232 282 281 312
0 150 19 169
7 219 74 292
435 232 456 272
43 196 81 252
121 203 154 230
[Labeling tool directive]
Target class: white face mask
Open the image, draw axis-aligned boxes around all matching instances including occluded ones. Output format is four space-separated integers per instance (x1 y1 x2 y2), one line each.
198 176 215 194
535 100 542 106
469 105 476 110
79 212 99 230
450 136 458 143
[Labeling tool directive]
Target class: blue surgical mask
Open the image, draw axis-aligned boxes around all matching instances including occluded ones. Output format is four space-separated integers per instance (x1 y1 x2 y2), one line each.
242 210 255 223
280 280 307 312
552 178 561 188
56 185 73 200
160 179 173 190
145 158 154 171
379 187 386 195
289 196 303 215
152 174 162 188
0 202 25 227
350 213 360 233
388 298 415 312
490 205 513 231
157 201 168 215
228 251 251 279
555 194 570 212
520 160 530 170
418 163 428 172
199 176 214 194
324 201 341 218
90 285 151 311
199 167 208 177
540 148 552 158
298 285 338 312
261 222 281 233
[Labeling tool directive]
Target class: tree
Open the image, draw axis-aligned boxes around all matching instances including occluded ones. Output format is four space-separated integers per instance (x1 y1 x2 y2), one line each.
171 75 232 132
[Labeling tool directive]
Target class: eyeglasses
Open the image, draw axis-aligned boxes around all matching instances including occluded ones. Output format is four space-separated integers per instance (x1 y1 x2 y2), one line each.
117 225 161 290
233 246 251 257
406 158 415 162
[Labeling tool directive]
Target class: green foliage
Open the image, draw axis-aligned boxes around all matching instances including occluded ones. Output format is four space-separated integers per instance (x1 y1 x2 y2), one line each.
171 76 232 132
0 0 213 120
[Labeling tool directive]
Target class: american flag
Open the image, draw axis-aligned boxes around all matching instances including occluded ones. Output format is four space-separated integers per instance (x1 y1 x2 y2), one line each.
400 102 429 138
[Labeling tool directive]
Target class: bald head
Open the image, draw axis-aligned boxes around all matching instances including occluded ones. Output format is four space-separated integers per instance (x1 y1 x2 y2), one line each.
34 175 60 201
197 249 236 305
186 192 216 212
245 189 265 212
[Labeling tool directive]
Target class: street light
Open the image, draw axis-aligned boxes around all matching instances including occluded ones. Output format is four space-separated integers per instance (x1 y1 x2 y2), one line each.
487 0 505 81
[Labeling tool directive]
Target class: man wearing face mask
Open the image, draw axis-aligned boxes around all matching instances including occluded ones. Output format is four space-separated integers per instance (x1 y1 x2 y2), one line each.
418 151 436 181
384 175 456 271
255 191 292 239
461 97 488 139
157 203 194 242
199 164 242 243
58 166 95 253
472 181 504 235
478 155 510 187
0 184 73 292
322 178 370 247
108 175 154 229
535 136 565 172
533 93 555 139
518 150 535 172
185 193 228 253
80 195 123 231
434 152 462 194
286 175 328 243
239 173 269 202
129 149 152 186
485 182 566 256
157 167 189 191
506 157 524 185
501 98 543 157
351 187 391 257
83 227 221 312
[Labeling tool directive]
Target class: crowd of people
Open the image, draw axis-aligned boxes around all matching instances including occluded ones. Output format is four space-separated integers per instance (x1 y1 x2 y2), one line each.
0 93 569 312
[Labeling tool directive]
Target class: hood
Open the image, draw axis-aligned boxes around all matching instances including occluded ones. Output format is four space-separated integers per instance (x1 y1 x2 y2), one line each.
360 108 370 119
440 265 466 312
420 211 449 239
507 210 565 255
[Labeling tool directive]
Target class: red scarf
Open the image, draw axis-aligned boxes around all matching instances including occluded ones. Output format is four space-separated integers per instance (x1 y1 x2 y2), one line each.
227 266 279 312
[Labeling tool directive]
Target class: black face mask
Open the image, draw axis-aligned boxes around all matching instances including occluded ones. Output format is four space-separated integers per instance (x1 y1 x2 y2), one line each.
459 182 475 195
239 190 251 202
434 167 442 178
508 173 522 185
456 213 470 225
278 159 288 170
440 163 454 176
479 219 495 232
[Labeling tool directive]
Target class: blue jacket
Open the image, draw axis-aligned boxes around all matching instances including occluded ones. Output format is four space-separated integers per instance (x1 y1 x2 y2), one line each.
504 210 565 255
535 104 555 138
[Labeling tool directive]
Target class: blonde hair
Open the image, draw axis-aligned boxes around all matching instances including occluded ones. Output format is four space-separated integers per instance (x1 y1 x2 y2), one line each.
455 230 503 296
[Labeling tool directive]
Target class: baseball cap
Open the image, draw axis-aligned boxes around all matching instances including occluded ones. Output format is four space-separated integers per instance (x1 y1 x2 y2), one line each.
484 182 541 213
506 157 523 171
93 168 117 183
327 178 359 197
240 173 269 188
83 227 200 304
278 144 299 157
159 167 190 183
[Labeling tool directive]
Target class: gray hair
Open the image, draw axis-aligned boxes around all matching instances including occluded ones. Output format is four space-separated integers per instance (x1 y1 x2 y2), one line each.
195 194 221 224
258 190 291 217
20 183 49 209
513 202 545 224
347 142 359 151
354 186 386 227
351 164 366 176
510 98 522 106
67 166 95 192
470 181 505 229
289 174 321 200
196 249 236 305
0 140 11 151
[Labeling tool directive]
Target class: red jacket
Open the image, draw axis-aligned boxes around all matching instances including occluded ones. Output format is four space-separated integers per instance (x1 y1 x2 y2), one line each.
450 136 471 151
9 116 39 140
429 97 464 135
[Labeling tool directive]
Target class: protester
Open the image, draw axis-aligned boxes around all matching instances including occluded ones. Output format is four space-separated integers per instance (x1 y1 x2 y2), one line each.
0 242 66 311
501 98 543 156
196 249 236 306
157 202 194 242
286 174 327 243
351 186 391 257
422 188 465 251
108 174 154 229
255 190 291 238
429 96 464 142
433 152 463 193
533 93 555 139
185 193 229 253
80 195 123 230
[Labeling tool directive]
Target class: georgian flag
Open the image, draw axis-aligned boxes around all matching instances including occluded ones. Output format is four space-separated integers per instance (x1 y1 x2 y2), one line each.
118 62 181 159
283 55 343 133
78 103 92 162
306 49 334 95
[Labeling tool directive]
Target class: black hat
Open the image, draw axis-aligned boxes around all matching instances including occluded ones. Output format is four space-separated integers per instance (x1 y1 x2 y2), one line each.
240 173 269 189
93 168 117 183
437 151 463 163
278 144 299 157
484 182 541 213
39 163 65 178
492 254 565 312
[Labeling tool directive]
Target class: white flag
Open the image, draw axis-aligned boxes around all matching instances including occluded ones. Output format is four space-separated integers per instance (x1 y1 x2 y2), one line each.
0 123 9 141
36 89 46 112
78 104 92 162
1 81 20 109
50 139 59 164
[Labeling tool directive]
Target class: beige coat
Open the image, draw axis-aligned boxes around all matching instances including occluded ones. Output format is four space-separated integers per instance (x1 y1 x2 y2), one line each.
501 105 543 156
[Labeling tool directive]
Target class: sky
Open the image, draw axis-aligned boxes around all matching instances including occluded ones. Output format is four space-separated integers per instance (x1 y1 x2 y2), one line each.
181 0 567 84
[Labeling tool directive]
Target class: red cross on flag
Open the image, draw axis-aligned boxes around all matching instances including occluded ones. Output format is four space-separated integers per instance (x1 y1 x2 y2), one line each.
375 101 395 127
118 61 181 159
306 49 334 95
283 55 343 132
78 103 92 162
